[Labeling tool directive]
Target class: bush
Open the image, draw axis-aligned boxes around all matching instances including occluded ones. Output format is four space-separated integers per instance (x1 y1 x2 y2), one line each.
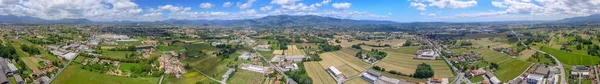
413 63 434 78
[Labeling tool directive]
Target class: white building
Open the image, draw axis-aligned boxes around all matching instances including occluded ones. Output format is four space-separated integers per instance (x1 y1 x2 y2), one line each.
238 52 253 60
241 63 272 74
414 49 439 60
270 55 306 62
328 66 344 78
527 74 544 84
61 53 78 60
361 73 378 83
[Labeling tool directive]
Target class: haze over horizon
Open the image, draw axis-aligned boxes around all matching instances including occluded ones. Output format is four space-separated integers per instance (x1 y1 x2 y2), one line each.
0 0 599 22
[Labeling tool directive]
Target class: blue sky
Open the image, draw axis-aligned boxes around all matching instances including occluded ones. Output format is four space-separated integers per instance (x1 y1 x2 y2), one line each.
0 0 599 22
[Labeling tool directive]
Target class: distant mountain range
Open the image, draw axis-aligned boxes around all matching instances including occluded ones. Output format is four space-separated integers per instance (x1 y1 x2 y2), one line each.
559 14 600 23
0 15 397 27
0 15 92 24
2 14 600 26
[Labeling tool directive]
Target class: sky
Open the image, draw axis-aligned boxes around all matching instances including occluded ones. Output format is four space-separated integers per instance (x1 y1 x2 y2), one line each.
0 0 599 22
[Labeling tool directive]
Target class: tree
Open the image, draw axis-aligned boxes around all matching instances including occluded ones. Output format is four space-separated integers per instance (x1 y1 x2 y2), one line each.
490 62 500 70
413 63 434 78
351 45 362 49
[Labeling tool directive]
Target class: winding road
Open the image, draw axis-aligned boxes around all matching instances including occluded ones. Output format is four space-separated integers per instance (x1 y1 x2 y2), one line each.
509 26 566 84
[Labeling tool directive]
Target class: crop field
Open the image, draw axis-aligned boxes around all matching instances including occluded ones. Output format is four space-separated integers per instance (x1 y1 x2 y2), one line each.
476 48 531 82
466 38 514 48
317 48 370 76
335 40 367 48
101 50 136 59
284 45 305 55
518 49 536 60
227 69 265 84
344 77 370 84
21 57 41 69
376 50 454 78
52 64 159 84
362 39 407 47
304 62 336 84
540 46 600 65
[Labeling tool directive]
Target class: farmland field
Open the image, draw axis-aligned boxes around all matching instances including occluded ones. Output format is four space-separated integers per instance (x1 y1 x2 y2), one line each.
376 50 454 78
539 46 600 65
21 57 40 69
304 62 336 84
476 48 531 82
52 63 159 84
518 49 536 61
317 48 370 77
101 50 136 59
466 38 514 48
227 69 265 84
344 78 370 84
284 45 305 55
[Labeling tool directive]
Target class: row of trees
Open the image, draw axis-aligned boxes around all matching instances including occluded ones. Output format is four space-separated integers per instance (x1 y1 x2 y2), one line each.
108 46 137 51
21 44 41 55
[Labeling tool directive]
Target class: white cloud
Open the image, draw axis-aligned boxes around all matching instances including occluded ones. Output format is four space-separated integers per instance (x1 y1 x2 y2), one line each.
223 2 232 8
237 0 256 9
260 6 273 11
409 0 477 11
444 0 600 21
332 2 351 10
270 0 298 5
0 0 19 5
410 2 427 11
199 3 213 9
388 13 392 15
428 0 477 9
491 1 506 8
428 13 436 17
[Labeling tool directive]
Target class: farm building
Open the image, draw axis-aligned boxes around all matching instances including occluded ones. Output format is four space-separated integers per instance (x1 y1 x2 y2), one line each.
254 44 271 51
414 49 439 60
571 66 591 78
428 77 448 84
361 73 378 83
277 60 299 71
328 66 344 79
533 66 549 77
221 68 235 82
241 63 273 74
485 72 501 84
270 55 306 62
14 75 23 84
61 52 78 60
238 52 253 60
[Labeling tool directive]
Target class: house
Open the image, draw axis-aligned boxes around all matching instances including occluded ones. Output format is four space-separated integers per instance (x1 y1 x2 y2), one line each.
328 66 344 78
485 72 501 84
278 60 299 71
526 74 544 84
509 78 524 84
428 77 448 84
221 68 235 82
533 66 549 77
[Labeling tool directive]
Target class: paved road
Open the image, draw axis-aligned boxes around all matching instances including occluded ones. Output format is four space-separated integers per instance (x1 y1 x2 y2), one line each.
253 49 297 84
47 54 75 84
595 66 600 84
510 26 567 84
421 36 466 84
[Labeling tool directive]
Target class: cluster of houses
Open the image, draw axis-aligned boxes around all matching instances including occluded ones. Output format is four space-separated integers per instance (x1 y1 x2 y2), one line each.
158 51 187 78
361 70 416 84
413 49 439 60
492 47 519 56
447 51 482 63
357 53 379 64
509 65 560 84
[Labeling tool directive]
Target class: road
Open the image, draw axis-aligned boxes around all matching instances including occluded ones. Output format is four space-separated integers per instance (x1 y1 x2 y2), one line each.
509 26 567 84
595 66 600 84
47 54 75 84
421 36 466 84
253 49 298 84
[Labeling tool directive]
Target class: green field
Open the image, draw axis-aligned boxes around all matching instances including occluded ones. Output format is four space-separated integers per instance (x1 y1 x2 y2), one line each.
539 46 600 65
477 48 531 82
51 63 159 84
227 69 265 84
100 50 137 59
469 76 484 82
157 45 185 51
376 46 454 78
